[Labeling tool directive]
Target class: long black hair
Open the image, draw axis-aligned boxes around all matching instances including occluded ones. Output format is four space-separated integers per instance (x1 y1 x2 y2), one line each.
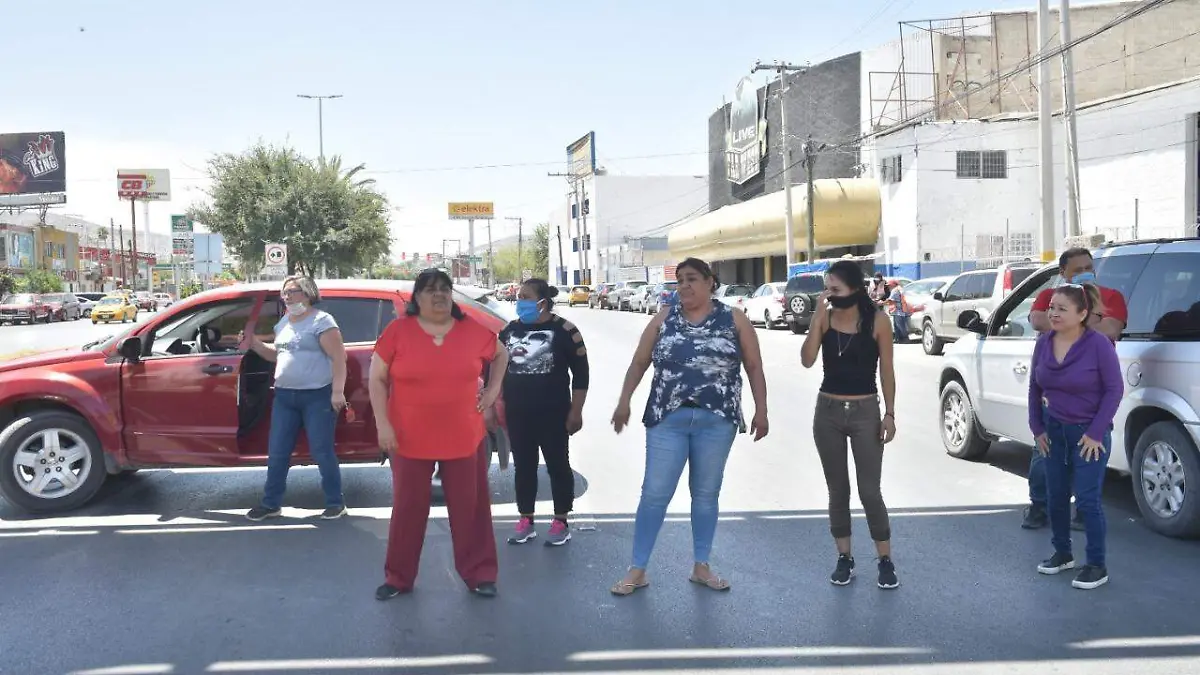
405 268 465 320
521 277 558 309
826 260 877 341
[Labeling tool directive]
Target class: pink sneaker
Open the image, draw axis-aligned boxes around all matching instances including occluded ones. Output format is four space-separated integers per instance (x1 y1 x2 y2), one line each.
545 519 572 547
507 516 537 545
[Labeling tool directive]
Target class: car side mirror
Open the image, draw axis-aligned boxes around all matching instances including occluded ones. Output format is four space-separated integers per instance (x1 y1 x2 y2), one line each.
957 310 987 335
932 291 944 301
118 336 143 362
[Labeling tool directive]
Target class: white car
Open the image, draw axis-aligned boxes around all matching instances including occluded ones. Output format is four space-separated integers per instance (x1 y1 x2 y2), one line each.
153 292 175 308
743 282 788 329
714 283 755 312
900 276 954 337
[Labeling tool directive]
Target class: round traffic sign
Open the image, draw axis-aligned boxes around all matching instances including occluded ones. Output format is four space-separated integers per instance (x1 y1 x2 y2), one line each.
266 244 286 265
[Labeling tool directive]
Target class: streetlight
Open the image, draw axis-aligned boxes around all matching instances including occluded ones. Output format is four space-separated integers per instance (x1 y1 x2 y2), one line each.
296 94 343 160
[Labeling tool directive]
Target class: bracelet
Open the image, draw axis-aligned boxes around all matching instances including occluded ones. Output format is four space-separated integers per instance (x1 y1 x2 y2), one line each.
884 413 895 419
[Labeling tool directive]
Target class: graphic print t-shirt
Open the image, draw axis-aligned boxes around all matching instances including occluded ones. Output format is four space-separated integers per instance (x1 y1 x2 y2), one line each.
499 315 589 414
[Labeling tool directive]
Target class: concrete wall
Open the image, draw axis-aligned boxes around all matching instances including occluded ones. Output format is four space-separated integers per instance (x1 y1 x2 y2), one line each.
707 52 863 211
867 77 1200 279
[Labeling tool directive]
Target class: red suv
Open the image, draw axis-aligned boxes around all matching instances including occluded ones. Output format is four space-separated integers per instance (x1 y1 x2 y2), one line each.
0 280 510 513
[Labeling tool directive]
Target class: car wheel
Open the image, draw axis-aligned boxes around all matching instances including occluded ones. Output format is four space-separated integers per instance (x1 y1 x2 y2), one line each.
939 380 989 460
922 321 944 356
764 310 777 330
790 321 806 335
1131 420 1200 538
0 411 108 513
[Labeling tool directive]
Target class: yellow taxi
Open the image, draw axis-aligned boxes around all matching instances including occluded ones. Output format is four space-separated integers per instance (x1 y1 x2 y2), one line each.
91 295 139 324
568 285 591 307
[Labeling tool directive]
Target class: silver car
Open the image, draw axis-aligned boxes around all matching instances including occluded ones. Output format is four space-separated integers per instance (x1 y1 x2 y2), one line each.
921 262 1042 355
938 238 1200 538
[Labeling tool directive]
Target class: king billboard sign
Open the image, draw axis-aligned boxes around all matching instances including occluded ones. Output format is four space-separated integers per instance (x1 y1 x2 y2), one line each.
725 77 767 185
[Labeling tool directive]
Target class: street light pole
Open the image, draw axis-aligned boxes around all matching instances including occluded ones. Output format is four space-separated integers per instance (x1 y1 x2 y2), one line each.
752 60 808 268
296 94 343 161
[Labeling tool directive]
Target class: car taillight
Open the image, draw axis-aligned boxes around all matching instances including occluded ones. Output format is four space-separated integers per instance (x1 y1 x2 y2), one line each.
1003 268 1014 295
774 296 784 304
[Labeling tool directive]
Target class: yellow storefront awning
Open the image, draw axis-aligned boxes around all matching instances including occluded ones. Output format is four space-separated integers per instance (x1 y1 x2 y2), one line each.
668 178 881 262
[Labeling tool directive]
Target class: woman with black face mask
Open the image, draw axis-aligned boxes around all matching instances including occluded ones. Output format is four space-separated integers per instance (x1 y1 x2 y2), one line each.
800 260 900 590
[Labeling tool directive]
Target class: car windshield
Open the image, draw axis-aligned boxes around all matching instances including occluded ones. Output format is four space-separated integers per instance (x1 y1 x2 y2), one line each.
3 294 36 304
98 297 123 305
43 294 64 302
723 284 754 297
905 279 949 295
786 275 824 293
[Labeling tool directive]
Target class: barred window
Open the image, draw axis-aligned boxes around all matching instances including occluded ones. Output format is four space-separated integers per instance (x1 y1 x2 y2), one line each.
956 150 1007 179
881 155 903 184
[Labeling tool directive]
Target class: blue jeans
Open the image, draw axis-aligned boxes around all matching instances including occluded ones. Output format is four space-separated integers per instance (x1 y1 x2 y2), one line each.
891 314 910 341
631 407 737 570
261 385 343 510
1044 414 1110 567
1028 451 1048 507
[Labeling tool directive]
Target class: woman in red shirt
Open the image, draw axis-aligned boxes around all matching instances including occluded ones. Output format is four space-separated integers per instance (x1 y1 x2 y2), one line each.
369 269 508 600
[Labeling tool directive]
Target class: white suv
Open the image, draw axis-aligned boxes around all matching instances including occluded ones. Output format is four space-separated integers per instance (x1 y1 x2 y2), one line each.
937 238 1200 539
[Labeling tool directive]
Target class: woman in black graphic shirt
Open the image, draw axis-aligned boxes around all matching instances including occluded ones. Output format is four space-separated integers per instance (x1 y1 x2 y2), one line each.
500 278 590 547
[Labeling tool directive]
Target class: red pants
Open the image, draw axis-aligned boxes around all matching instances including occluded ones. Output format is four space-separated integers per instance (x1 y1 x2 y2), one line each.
384 443 498 591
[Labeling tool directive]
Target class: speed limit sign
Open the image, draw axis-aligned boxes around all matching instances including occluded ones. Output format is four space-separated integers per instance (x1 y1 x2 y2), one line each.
265 243 288 269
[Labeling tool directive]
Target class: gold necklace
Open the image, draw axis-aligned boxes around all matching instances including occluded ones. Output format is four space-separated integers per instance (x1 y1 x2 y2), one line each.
418 318 453 346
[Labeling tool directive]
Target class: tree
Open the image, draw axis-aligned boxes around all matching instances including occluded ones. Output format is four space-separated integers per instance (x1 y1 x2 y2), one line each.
189 143 392 279
531 223 550 279
0 270 16 297
490 245 521 283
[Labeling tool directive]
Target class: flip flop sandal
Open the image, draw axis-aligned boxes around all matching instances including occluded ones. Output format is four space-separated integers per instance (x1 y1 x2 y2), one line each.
689 574 731 592
610 580 649 596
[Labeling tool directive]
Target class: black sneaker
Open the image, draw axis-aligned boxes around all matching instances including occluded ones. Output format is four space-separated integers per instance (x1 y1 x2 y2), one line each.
877 556 899 589
245 506 281 522
1072 565 1108 590
1070 510 1085 532
471 582 498 598
321 505 347 520
1037 552 1076 575
375 583 408 601
830 554 855 586
1021 504 1048 529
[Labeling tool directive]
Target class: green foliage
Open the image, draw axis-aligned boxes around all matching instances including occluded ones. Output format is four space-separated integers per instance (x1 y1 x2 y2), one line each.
22 269 63 294
189 143 393 279
532 223 550 279
179 282 203 299
489 245 521 283
0 270 16 297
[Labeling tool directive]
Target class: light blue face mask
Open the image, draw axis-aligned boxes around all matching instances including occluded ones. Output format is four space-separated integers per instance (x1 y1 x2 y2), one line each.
1070 271 1097 285
516 299 542 323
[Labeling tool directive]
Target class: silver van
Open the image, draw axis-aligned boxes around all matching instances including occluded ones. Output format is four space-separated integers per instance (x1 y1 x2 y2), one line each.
937 238 1200 538
921 262 1042 355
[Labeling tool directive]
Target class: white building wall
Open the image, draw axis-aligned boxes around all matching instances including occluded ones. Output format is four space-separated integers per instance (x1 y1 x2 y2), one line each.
548 174 707 286
867 77 1200 278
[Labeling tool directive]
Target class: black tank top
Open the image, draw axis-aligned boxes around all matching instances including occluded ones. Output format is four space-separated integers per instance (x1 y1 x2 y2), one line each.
820 327 879 396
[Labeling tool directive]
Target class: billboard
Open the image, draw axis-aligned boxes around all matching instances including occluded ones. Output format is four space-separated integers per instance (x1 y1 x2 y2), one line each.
448 202 494 220
117 169 171 201
567 132 596 180
725 77 767 184
0 131 66 198
171 215 194 255
5 231 35 268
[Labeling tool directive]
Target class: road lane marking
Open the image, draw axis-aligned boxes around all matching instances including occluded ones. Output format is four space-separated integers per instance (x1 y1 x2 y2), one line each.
1068 636 1200 649
206 655 493 671
569 646 935 661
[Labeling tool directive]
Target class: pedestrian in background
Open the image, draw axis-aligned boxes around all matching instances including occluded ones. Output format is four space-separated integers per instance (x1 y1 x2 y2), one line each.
800 260 900 589
369 269 508 600
501 278 589 547
609 257 769 596
244 275 348 522
886 280 911 344
1028 283 1122 590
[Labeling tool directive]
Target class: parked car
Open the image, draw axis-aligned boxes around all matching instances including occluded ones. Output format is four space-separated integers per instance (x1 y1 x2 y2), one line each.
567 285 591 307
42 293 83 322
609 280 649 310
0 279 513 513
0 293 51 325
743 282 788 329
938 238 1200 538
76 292 107 318
589 283 616 309
898 276 955 338
781 274 825 334
714 283 755 312
920 262 1042 355
555 285 572 299
644 282 678 314
153 292 175 309
90 295 139 324
627 285 653 313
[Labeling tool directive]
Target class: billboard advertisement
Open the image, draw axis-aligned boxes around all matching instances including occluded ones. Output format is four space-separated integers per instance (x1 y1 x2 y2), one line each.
726 77 766 185
4 231 35 268
447 202 494 220
117 169 171 201
0 131 66 199
567 132 596 180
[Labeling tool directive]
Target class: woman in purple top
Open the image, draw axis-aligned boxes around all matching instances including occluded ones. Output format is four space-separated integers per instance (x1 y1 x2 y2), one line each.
1027 283 1122 590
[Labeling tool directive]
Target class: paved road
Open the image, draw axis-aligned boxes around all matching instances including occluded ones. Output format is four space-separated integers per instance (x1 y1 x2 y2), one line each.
0 308 155 357
2 304 1199 675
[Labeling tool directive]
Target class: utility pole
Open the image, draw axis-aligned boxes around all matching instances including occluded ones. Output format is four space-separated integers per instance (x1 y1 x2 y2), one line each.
297 94 343 161
506 217 524 280
486 219 494 287
1059 0 1082 237
802 136 827 265
117 221 126 287
1037 0 1057 262
549 172 587 284
555 224 566 286
752 60 808 266
129 200 139 292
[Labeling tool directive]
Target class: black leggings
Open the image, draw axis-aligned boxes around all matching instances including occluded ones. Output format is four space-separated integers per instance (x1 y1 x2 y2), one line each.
507 411 574 516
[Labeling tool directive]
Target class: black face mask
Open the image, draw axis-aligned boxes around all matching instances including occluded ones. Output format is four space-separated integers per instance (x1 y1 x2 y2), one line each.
828 291 862 309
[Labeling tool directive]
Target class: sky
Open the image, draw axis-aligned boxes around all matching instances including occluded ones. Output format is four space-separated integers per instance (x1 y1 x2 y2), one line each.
3 0 1025 259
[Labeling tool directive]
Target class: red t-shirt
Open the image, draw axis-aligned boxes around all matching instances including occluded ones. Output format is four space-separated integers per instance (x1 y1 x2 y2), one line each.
1031 285 1128 324
373 316 497 460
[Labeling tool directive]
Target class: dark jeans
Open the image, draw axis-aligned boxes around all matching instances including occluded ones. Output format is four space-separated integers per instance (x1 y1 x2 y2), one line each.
1044 414 1110 567
891 314 911 342
260 385 343 510
813 396 891 541
507 407 575 516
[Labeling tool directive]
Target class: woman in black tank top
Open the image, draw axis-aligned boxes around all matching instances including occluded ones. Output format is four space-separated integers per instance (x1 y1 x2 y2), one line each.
800 261 900 590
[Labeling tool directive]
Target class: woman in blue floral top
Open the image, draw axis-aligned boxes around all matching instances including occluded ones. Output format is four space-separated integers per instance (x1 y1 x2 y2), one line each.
609 257 769 595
